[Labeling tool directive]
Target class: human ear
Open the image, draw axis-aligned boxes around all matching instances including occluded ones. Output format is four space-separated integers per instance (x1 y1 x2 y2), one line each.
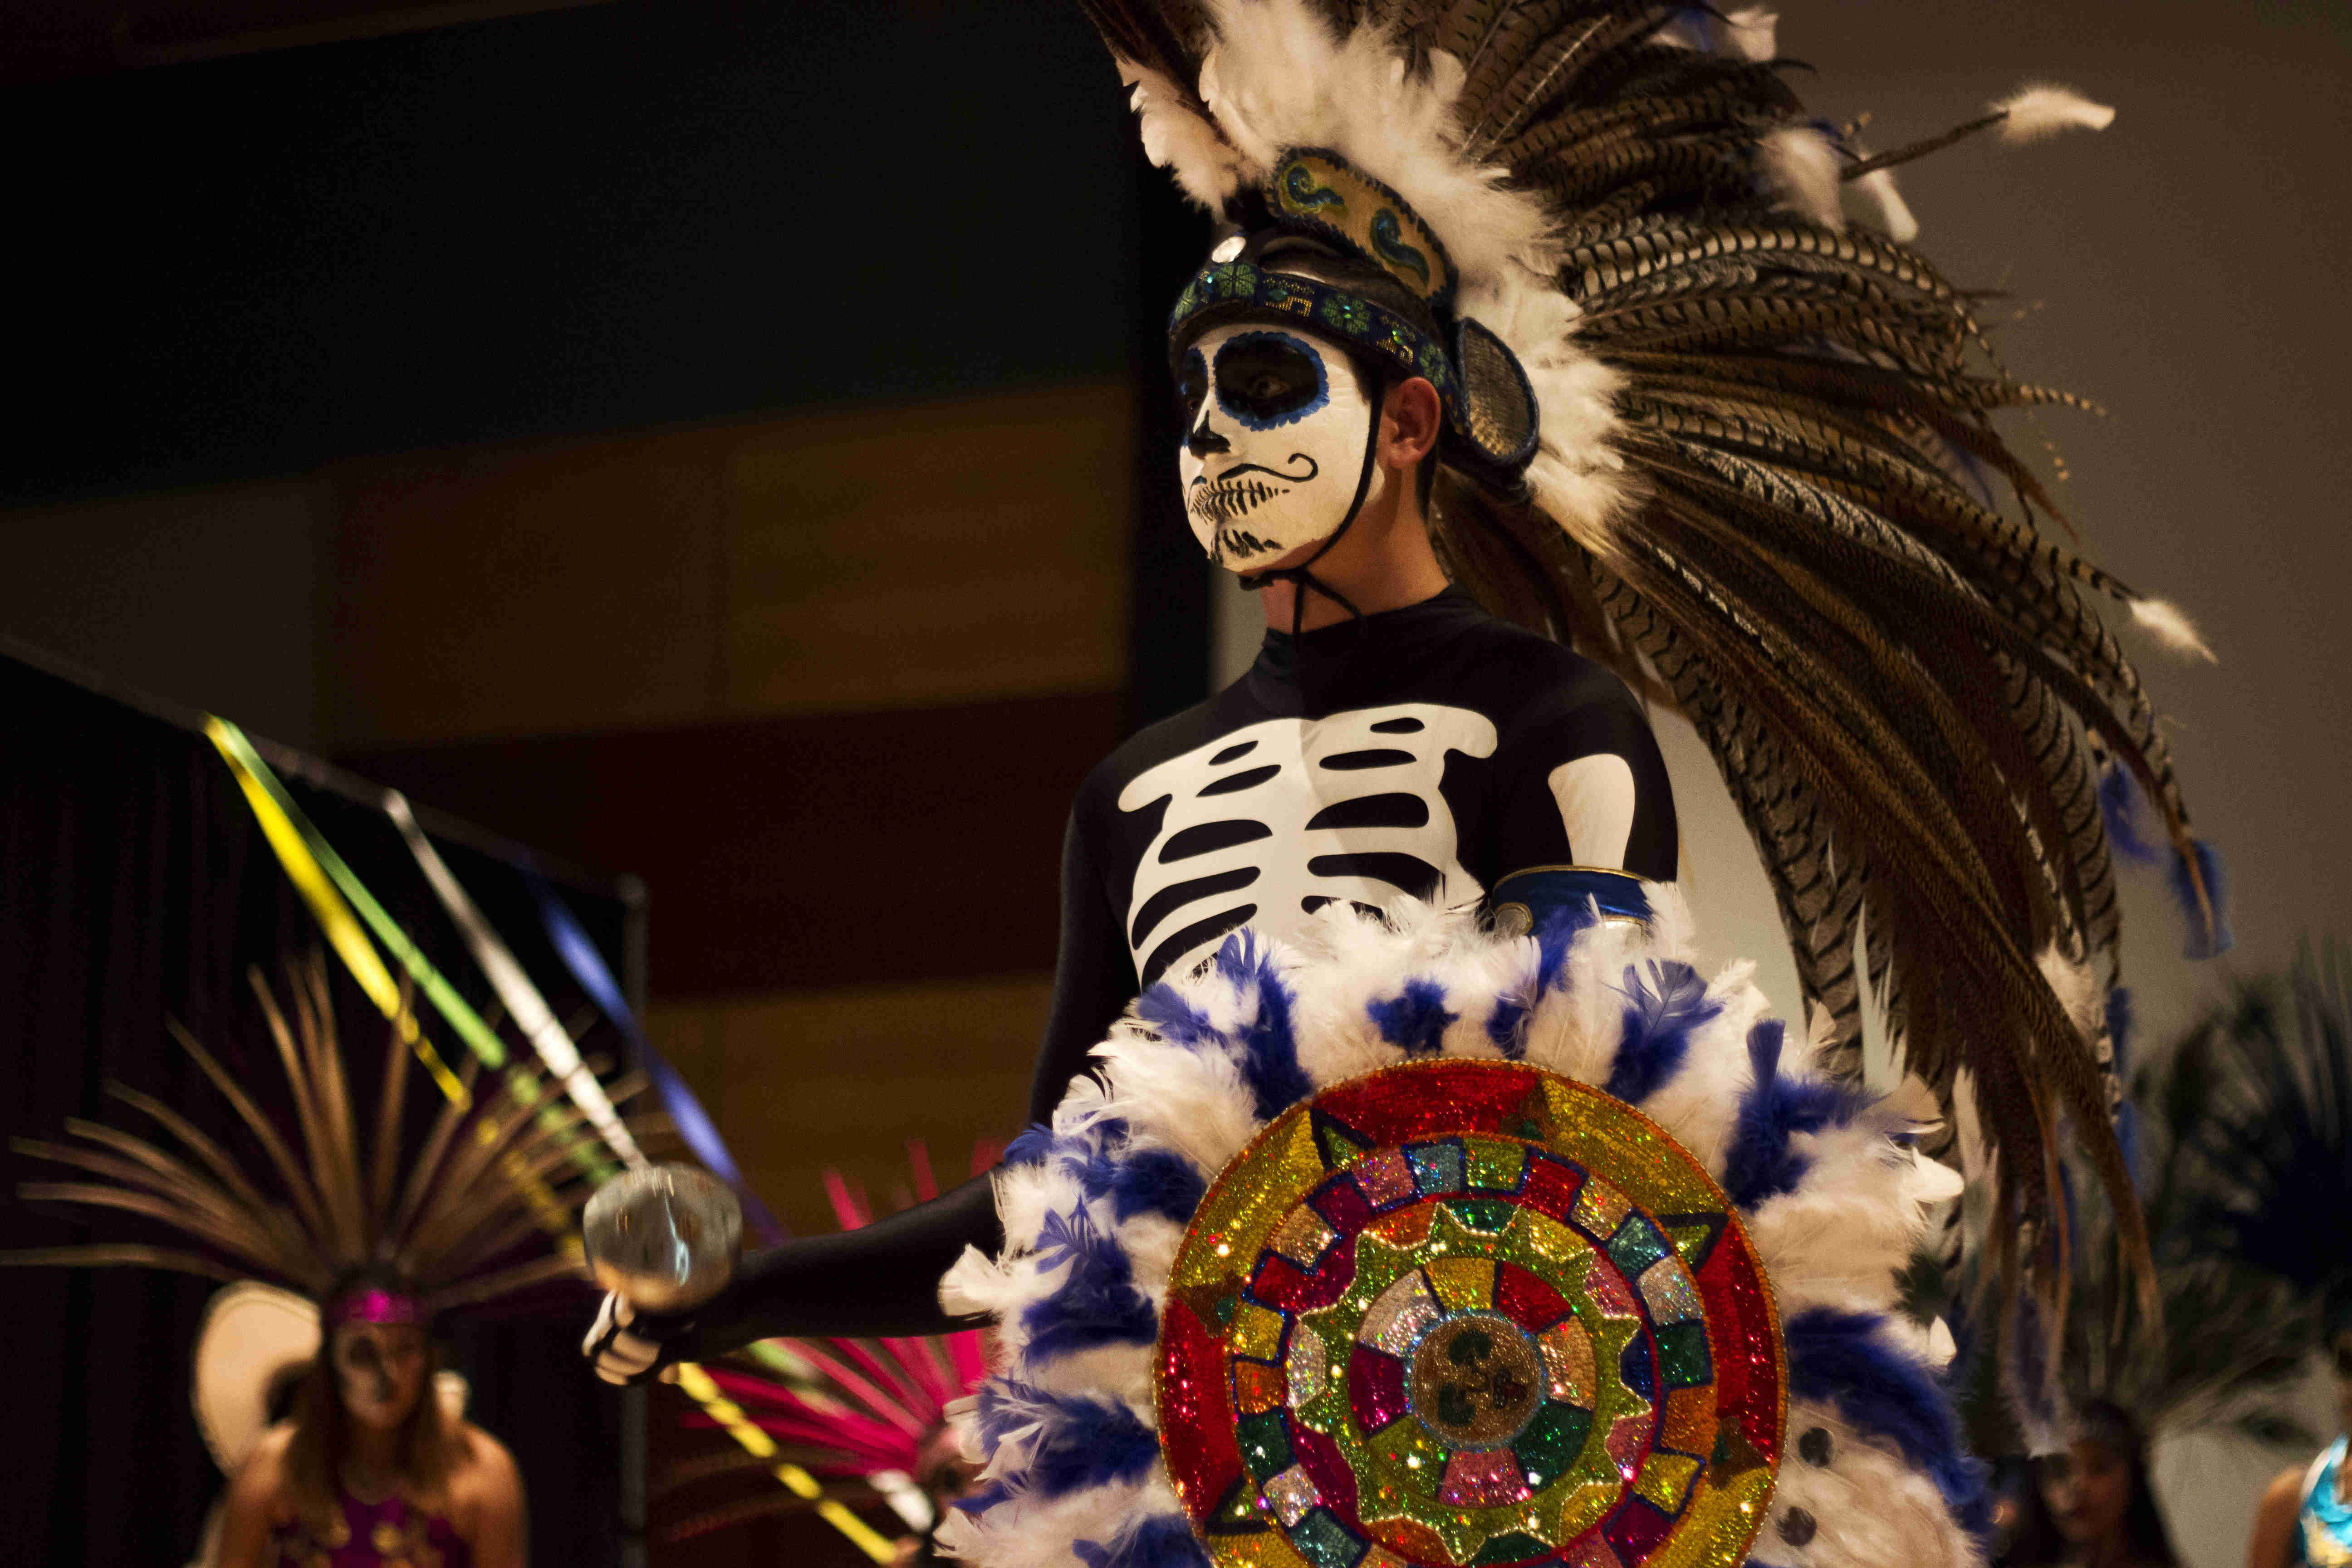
1378 376 1443 470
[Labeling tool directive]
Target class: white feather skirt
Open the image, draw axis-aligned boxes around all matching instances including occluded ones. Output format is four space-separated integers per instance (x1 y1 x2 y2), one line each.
936 889 1986 1568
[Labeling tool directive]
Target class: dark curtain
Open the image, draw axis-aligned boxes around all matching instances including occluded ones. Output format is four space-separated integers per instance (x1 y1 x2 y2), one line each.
1 643 639 1565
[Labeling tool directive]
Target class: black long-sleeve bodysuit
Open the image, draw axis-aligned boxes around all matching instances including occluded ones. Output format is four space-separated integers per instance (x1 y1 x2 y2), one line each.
675 588 1677 1351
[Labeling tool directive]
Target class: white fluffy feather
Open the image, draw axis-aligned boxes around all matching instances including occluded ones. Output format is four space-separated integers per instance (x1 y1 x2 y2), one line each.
1992 83 2117 144
2128 596 2218 662
936 1477 1159 1568
2035 943 2104 1044
1762 123 1846 230
1843 166 1920 243
941 889 1976 1568
1724 8 1780 63
1117 60 1247 209
1755 1401 1980 1568
1198 1 1554 290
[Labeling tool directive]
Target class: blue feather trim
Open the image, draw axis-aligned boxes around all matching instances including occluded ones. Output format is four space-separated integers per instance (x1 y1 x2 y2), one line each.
1074 1516 1212 1568
1215 931 1314 1119
958 1480 1013 1516
1370 977 1457 1057
2106 985 2144 1188
1533 899 1602 983
972 1381 1159 1500
1003 1123 1058 1167
1485 992 1530 1059
2097 761 2163 865
1104 1148 1207 1226
1021 1209 1157 1361
1605 960 1717 1104
2169 838 2235 960
1136 985 1219 1050
1785 1307 1992 1545
1721 1020 1872 1210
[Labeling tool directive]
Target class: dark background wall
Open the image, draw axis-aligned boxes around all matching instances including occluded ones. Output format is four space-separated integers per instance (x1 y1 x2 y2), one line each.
3 2 1205 1563
0 2 2345 1565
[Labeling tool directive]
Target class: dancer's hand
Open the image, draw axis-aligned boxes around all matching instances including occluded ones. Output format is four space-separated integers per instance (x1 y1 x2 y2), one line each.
581 1291 686 1386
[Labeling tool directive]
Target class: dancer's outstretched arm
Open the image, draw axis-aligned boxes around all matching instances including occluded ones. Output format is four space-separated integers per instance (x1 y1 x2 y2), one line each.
587 810 1133 1380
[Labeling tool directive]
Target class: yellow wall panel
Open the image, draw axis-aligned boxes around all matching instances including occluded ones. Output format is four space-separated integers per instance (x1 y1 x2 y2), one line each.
326 432 729 746
645 975 1050 1235
725 382 1132 715
0 477 325 744
322 380 1132 749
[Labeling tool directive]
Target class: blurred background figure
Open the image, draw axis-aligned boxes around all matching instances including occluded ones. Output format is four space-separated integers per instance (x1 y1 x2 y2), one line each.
1966 948 2352 1568
3 957 669 1566
2247 1333 2352 1568
209 1268 525 1568
2004 1400 2182 1568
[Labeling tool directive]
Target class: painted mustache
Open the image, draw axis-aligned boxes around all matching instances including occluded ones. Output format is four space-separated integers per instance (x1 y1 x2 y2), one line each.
1186 453 1320 531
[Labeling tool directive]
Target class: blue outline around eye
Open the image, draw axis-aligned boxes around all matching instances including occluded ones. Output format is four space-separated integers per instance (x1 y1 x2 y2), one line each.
1211 330 1330 431
1180 345 1208 400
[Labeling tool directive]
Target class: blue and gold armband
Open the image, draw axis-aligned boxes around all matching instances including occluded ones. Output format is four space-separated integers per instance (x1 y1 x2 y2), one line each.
1486 865 1652 939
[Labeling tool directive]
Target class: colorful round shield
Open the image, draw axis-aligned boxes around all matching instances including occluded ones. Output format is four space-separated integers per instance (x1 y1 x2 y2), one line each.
1156 1059 1783 1568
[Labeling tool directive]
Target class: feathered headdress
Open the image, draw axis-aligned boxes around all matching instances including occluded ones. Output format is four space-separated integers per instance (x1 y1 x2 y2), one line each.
658 1147 993 1548
1080 0 2223 1312
1971 970 2340 1456
4 956 656 1315
2158 948 2352 1365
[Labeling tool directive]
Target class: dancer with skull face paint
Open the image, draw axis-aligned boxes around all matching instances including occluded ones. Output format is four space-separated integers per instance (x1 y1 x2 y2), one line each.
585 175 1683 1383
581 7 2246 1567
587 2 2224 1401
1179 324 1372 579
1 961 650 1568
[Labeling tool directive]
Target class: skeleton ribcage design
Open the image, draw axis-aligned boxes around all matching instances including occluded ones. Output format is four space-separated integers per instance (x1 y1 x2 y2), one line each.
1117 703 1500 983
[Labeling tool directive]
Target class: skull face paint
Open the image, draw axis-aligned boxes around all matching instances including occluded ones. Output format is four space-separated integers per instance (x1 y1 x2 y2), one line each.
331 1321 429 1431
1178 324 1383 571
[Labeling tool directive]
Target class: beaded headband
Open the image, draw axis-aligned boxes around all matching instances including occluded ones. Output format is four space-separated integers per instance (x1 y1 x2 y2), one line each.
327 1286 425 1328
1168 148 1539 483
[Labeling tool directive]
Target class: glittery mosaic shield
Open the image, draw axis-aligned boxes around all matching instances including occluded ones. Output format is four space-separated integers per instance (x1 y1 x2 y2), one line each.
1156 1060 1782 1568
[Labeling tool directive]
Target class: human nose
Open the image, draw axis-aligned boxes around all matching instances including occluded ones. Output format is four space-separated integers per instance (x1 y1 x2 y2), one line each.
1185 404 1230 458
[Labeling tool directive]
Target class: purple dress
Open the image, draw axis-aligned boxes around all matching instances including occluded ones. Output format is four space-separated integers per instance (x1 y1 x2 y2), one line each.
272 1492 471 1568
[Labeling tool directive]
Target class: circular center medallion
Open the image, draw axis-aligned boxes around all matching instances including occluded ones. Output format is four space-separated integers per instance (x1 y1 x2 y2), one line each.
1156 1059 1783 1568
1409 1312 1544 1450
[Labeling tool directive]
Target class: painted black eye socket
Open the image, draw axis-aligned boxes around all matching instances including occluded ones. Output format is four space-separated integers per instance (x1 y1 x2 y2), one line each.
1213 335 1323 424
1176 349 1209 422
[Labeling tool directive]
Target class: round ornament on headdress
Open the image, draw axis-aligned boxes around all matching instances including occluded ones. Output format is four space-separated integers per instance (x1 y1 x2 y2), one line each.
1156 1060 1782 1568
194 1280 321 1475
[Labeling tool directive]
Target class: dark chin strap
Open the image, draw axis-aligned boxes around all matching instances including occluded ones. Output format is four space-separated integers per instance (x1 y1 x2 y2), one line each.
1236 400 1386 640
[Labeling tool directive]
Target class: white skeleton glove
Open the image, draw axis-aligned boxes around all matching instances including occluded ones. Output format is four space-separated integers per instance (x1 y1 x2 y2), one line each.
581 1291 680 1386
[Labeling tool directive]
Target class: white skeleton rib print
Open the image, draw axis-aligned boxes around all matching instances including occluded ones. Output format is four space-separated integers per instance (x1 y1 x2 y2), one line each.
1116 702 1499 982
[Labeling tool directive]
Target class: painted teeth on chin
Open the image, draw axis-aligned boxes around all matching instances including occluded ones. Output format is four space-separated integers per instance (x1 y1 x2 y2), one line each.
1215 524 1281 560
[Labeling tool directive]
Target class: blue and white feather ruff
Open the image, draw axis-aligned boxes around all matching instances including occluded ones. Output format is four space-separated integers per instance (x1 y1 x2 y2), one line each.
936 888 1983 1568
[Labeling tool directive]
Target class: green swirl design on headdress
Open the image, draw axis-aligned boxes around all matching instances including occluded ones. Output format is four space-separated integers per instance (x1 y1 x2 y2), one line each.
1282 162 1346 214
1369 208 1431 289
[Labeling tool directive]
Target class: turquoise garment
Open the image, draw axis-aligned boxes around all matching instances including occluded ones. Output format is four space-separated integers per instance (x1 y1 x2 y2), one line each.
2297 1436 2352 1568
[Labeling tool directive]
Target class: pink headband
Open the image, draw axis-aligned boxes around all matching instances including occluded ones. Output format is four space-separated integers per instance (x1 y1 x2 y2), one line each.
328 1287 424 1328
